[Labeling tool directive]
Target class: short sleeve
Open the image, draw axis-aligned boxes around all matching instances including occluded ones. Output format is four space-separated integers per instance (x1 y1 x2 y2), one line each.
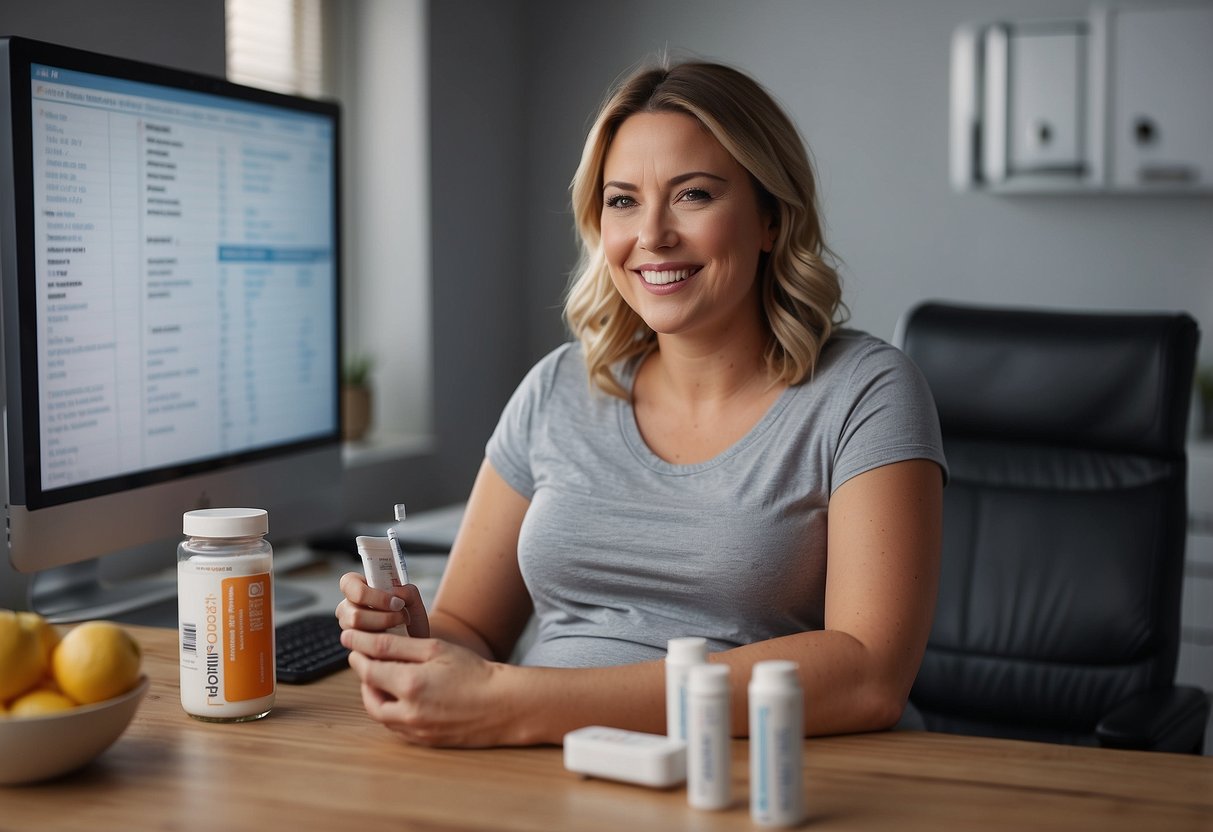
485 343 571 500
829 341 948 493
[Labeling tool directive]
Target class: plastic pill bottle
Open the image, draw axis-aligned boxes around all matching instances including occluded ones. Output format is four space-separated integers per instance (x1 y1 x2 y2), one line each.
666 637 708 740
748 660 805 827
178 508 275 722
687 663 732 810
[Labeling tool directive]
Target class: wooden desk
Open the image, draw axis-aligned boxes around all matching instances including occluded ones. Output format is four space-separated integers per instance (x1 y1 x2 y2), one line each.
5 626 1211 831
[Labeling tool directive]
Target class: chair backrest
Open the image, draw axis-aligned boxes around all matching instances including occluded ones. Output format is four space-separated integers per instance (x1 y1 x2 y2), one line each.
900 302 1199 744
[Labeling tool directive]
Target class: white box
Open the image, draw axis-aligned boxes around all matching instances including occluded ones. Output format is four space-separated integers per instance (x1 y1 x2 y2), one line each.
563 726 687 788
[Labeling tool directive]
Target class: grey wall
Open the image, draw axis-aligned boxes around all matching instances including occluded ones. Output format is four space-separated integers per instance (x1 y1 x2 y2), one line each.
0 0 225 75
427 0 530 501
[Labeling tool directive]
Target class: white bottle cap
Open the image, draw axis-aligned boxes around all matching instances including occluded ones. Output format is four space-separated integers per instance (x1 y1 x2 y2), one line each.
688 663 730 694
667 637 708 665
393 503 407 522
355 535 392 554
749 660 800 690
183 508 268 538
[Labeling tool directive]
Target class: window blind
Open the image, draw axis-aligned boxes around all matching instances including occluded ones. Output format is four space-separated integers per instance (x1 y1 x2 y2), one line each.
225 0 324 97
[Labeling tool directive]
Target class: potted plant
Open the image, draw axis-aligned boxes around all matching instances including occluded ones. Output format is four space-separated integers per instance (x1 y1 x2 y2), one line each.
342 353 374 442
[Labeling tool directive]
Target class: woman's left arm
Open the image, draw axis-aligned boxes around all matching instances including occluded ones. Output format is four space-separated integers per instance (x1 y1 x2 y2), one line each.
711 457 944 735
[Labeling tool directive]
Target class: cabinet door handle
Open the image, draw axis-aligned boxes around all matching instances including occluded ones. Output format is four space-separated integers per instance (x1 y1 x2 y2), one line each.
1138 165 1198 184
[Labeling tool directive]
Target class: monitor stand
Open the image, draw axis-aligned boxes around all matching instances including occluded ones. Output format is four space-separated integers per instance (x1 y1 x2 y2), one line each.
31 558 316 626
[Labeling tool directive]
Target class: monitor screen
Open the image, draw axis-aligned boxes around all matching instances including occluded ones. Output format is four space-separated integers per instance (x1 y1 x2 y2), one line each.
0 37 343 617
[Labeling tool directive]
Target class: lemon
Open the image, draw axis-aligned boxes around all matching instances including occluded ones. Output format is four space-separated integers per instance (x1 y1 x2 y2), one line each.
38 675 63 694
18 611 60 667
0 609 46 702
52 621 142 705
9 688 77 717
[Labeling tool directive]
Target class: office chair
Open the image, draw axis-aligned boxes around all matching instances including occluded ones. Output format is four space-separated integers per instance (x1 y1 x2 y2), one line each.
899 301 1208 753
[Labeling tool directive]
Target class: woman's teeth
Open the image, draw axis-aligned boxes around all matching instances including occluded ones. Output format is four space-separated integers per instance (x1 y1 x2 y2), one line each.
641 268 693 285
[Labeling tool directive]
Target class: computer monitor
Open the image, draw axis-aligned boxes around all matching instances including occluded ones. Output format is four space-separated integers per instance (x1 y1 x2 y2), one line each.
0 36 343 620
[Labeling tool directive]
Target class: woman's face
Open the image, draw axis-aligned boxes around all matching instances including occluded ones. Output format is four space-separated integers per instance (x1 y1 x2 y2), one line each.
600 111 775 341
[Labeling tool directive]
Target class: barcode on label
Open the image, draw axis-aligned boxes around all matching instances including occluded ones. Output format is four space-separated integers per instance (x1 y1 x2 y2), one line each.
181 622 197 654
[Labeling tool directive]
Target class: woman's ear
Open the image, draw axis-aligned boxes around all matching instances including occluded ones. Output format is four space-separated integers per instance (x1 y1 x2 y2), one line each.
761 216 778 253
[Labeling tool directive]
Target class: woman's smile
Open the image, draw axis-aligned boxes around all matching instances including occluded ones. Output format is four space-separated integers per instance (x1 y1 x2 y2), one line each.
637 262 702 291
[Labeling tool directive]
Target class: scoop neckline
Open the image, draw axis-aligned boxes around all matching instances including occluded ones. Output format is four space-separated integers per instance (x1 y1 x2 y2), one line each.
615 367 798 476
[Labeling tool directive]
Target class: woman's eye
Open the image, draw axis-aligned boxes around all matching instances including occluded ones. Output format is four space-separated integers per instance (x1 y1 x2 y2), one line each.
604 194 637 209
678 188 712 203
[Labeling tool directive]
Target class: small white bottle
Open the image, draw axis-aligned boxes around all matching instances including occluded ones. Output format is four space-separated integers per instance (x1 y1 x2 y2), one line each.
666 637 708 741
687 663 732 810
748 660 805 827
178 508 275 722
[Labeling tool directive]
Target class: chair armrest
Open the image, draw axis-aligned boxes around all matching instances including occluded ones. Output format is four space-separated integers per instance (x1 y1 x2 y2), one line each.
1095 686 1210 753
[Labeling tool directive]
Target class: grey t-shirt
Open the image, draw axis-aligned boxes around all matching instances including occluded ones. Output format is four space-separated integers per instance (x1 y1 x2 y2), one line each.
486 330 947 668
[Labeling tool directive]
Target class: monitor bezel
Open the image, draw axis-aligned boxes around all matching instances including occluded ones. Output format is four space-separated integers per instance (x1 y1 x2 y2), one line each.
0 35 343 515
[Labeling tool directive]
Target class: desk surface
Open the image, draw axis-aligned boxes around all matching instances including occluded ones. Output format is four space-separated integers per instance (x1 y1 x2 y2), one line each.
4 625 1211 832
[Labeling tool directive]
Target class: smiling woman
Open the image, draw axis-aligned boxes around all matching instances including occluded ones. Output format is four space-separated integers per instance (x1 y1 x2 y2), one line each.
335 58 948 752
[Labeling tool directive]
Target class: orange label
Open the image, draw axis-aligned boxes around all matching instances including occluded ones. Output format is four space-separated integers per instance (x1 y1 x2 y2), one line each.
220 573 274 701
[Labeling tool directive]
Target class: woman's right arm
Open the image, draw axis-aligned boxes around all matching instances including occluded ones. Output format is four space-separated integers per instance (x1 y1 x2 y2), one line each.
425 459 533 660
336 459 533 662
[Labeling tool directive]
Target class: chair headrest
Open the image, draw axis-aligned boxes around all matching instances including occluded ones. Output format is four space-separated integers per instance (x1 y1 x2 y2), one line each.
899 302 1199 456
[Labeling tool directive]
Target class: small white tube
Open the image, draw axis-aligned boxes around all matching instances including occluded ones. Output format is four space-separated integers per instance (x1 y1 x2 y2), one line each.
748 660 805 827
386 503 409 586
356 535 409 635
687 663 732 810
356 535 400 591
666 637 708 741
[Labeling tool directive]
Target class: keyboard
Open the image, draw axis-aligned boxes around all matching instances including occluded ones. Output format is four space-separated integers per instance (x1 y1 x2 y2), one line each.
275 614 351 684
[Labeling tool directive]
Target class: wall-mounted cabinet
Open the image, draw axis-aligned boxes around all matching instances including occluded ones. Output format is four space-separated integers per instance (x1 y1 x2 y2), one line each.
951 3 1213 194
1107 6 1213 191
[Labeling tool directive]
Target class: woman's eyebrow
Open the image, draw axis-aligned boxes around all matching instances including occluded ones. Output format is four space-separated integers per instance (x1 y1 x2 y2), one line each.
602 171 728 192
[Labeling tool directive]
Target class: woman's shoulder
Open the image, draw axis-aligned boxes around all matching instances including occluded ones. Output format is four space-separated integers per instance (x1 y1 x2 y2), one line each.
818 328 911 375
811 327 942 430
510 341 591 404
532 340 582 372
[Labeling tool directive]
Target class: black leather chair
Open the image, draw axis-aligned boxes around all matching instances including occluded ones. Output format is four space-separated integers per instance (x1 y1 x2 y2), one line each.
899 301 1208 752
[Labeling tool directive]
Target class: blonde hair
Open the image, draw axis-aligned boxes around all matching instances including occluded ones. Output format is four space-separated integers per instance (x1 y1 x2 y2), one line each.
564 60 846 399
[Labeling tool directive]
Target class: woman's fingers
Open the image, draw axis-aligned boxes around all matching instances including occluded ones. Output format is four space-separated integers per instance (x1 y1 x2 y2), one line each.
342 628 441 662
338 571 406 611
345 639 501 747
335 597 406 631
336 571 425 633
397 584 431 638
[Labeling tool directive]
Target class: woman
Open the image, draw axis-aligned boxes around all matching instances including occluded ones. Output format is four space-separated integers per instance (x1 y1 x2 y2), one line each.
336 60 946 748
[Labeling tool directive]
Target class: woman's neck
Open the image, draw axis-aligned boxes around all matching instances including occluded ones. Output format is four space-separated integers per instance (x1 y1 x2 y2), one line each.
631 326 786 465
644 320 776 405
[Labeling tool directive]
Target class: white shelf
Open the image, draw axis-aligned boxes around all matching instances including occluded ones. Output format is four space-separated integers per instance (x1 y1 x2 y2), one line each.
342 431 434 468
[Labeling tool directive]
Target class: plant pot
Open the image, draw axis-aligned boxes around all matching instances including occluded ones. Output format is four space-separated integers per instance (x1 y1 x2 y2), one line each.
342 384 372 442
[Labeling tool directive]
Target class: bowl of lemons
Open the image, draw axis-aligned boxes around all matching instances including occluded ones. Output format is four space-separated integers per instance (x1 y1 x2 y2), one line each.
0 610 147 785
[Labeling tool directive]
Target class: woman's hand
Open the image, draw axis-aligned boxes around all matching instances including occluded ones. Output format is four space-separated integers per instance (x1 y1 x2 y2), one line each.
335 571 430 638
341 629 527 747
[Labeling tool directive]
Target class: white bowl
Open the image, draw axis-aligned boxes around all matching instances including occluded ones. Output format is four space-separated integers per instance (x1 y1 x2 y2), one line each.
0 675 149 785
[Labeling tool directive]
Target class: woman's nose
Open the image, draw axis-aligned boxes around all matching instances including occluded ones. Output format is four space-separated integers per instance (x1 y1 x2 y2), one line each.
638 204 677 251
